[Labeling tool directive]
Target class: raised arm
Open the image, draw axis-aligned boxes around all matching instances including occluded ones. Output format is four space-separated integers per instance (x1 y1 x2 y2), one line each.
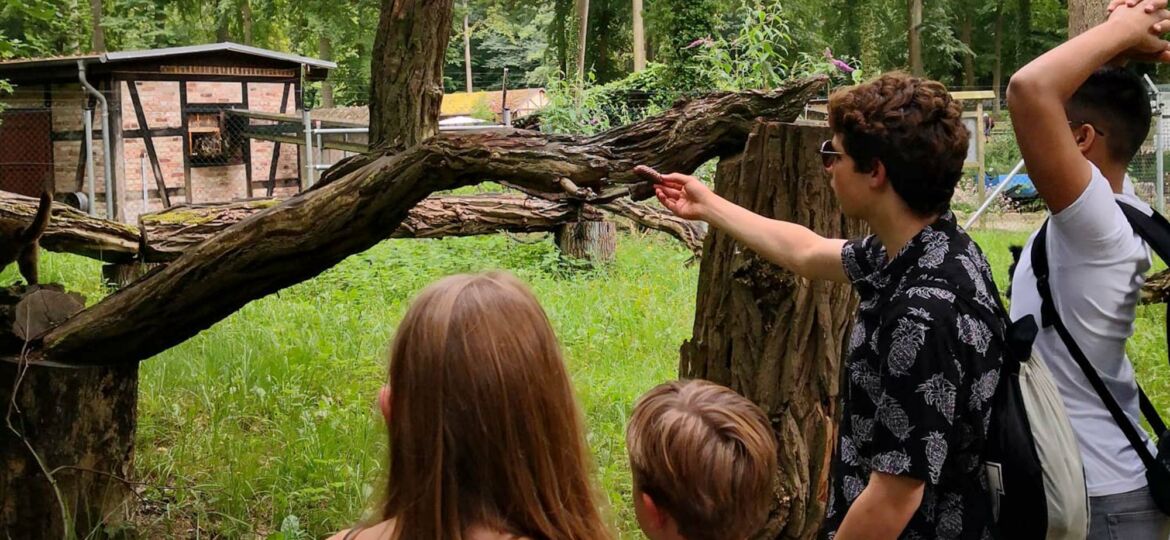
1006 1 1170 213
648 170 848 283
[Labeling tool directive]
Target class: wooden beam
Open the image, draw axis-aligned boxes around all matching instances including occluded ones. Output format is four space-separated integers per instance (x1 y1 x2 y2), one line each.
267 83 292 196
126 81 172 208
0 193 139 263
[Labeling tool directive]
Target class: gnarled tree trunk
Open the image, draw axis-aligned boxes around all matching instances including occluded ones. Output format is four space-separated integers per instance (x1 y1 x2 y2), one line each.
680 122 867 540
369 0 455 151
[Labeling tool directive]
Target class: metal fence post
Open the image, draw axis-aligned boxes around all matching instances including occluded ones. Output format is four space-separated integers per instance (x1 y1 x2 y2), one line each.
302 108 314 189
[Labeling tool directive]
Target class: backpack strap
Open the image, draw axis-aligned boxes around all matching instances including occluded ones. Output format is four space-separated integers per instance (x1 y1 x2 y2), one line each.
1117 201 1170 436
1030 220 1162 471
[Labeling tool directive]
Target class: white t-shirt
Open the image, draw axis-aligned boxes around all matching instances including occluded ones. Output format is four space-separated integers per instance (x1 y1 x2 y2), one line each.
1009 164 1155 497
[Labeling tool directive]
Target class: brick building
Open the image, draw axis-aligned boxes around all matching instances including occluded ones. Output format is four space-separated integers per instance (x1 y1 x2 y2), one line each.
0 43 334 223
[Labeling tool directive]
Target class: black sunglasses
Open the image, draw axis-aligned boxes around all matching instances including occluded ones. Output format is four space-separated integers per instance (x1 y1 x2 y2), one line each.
820 139 844 168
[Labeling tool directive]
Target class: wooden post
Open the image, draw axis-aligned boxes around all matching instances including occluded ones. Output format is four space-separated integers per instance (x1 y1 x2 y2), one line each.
681 122 867 539
976 100 986 202
0 285 134 539
555 218 616 262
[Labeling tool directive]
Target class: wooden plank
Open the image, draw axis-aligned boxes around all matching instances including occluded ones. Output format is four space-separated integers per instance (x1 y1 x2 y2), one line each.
126 81 172 208
267 82 291 197
180 82 193 204
241 131 369 154
241 82 253 198
951 90 997 100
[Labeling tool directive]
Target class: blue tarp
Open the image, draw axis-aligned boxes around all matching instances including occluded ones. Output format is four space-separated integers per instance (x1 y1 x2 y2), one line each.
984 172 1038 199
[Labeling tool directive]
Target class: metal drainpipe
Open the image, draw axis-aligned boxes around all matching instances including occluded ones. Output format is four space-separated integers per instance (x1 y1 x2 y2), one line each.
78 60 115 220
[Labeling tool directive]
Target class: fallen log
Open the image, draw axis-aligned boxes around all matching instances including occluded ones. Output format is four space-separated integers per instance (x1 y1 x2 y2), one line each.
598 199 706 256
139 196 603 261
0 194 139 263
1144 269 1170 305
28 80 827 365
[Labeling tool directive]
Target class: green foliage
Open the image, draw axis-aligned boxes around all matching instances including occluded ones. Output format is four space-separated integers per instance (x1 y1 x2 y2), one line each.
691 2 797 91
539 66 670 135
645 0 722 88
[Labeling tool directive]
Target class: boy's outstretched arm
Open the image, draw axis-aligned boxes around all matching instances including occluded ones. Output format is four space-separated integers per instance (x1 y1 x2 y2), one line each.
1007 0 1170 213
648 169 849 283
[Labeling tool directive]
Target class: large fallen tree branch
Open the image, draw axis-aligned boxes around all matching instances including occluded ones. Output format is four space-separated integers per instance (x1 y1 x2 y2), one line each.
0 195 140 263
138 196 603 261
26 80 826 365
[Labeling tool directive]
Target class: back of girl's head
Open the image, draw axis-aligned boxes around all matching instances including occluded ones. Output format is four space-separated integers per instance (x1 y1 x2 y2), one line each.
382 271 611 540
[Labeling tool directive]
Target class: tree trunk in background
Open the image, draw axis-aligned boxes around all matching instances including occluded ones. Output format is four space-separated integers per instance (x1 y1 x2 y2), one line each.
320 36 335 108
632 0 646 71
555 219 616 262
1015 0 1031 67
242 0 253 45
961 5 975 87
553 0 573 75
216 17 230 42
681 122 867 540
89 0 105 52
993 0 1004 115
860 0 880 73
463 0 473 92
576 0 590 81
1068 0 1109 36
909 0 924 75
369 0 455 152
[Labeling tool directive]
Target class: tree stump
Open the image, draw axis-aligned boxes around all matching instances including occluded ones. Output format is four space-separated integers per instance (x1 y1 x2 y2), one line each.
680 122 867 540
0 285 135 539
102 262 163 291
555 219 617 262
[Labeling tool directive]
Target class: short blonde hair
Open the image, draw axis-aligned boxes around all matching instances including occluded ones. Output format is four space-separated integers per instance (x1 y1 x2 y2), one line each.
625 380 777 540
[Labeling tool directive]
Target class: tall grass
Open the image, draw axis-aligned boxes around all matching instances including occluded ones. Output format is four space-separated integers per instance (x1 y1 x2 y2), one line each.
6 226 1166 538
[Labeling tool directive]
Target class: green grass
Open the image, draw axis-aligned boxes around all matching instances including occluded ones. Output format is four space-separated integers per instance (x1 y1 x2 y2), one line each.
8 226 1166 539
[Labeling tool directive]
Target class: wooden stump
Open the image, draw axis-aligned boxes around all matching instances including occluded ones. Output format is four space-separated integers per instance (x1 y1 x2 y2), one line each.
0 285 134 539
102 262 163 291
680 122 867 540
555 219 617 262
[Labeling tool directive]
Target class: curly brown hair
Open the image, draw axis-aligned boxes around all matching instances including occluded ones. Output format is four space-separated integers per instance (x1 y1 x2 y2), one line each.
828 72 969 217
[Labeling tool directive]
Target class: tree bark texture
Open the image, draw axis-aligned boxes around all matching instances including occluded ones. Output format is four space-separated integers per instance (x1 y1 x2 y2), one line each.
909 0 924 76
680 122 867 540
138 196 603 261
575 0 590 80
0 193 139 264
463 0 473 93
555 220 616 262
1068 0 1109 37
27 81 825 366
1144 269 1170 304
320 36 335 109
89 0 104 52
369 0 455 151
993 0 1004 115
632 0 646 71
1 363 137 538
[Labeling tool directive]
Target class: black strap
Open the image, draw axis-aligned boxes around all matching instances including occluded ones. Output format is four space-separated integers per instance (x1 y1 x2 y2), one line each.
1118 201 1170 436
1030 220 1161 470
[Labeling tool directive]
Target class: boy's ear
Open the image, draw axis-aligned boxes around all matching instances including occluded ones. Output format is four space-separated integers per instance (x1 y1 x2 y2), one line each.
378 386 391 423
640 492 669 530
869 159 889 189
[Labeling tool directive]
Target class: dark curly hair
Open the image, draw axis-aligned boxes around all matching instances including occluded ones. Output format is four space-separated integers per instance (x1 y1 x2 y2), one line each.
828 72 970 217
